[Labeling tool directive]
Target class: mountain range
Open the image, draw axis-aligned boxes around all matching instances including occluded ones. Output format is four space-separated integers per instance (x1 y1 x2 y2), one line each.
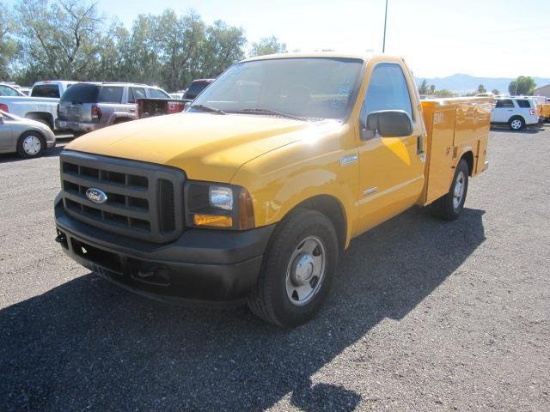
415 74 550 95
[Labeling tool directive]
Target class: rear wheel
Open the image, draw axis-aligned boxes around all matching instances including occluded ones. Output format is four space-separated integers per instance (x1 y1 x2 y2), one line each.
247 209 338 327
430 159 469 220
16 132 46 158
509 116 525 131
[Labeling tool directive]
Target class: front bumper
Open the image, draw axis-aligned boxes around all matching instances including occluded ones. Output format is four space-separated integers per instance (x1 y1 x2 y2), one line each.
55 198 274 305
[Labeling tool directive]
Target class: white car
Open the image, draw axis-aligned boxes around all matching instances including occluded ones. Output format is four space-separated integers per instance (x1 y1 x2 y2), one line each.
491 97 539 131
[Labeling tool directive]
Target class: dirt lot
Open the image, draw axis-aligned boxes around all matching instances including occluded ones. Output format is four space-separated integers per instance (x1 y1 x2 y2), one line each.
1 125 549 411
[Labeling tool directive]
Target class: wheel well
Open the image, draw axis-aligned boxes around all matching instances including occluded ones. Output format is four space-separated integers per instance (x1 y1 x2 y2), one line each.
461 151 474 176
295 195 347 253
25 113 53 129
509 115 525 123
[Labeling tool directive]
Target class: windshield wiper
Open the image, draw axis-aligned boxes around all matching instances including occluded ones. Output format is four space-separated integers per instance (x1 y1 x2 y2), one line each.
191 105 226 115
237 108 305 121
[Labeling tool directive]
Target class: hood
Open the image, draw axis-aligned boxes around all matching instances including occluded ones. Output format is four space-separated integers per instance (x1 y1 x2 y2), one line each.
65 112 317 182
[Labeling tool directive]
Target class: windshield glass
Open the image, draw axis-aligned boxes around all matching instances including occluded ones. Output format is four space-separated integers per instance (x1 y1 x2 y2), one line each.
190 57 363 120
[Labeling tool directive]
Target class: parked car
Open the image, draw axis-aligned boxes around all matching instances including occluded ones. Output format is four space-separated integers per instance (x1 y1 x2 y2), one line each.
181 78 214 100
491 97 539 130
56 82 171 135
0 110 56 158
0 83 26 97
137 79 215 119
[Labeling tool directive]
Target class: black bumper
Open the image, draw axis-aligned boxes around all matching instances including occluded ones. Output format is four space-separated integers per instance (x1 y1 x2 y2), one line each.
54 199 274 305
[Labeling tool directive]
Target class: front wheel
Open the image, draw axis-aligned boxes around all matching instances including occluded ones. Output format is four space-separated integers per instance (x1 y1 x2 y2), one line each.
16 132 46 158
247 209 338 327
430 159 469 220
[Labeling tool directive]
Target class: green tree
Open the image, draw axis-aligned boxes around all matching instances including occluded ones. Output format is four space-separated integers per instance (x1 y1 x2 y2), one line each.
508 76 536 95
14 0 104 81
155 10 207 91
491 89 500 95
0 2 19 79
435 89 454 98
201 20 246 78
418 79 429 95
249 36 287 57
477 84 486 94
429 84 436 94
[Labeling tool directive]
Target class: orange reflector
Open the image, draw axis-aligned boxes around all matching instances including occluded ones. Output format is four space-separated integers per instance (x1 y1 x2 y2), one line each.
193 214 233 228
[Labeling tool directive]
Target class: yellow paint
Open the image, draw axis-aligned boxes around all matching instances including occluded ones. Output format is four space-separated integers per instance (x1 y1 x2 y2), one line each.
65 54 490 248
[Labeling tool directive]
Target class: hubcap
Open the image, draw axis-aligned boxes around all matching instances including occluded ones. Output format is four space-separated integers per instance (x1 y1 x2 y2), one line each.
23 135 41 155
511 120 522 130
453 171 465 209
286 236 326 306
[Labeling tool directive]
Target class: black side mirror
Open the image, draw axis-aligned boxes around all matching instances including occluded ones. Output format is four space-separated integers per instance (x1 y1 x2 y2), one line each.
362 110 412 139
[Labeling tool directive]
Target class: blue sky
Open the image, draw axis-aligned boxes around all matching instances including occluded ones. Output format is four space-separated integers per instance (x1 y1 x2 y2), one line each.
8 0 550 78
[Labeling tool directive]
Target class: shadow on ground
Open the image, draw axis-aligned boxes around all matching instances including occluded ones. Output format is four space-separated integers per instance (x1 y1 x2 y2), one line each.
0 207 486 411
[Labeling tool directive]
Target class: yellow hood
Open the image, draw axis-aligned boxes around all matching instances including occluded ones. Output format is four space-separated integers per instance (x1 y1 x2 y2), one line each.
65 113 315 182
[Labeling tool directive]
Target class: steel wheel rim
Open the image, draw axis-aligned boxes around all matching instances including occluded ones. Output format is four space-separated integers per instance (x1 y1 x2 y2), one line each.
23 135 41 155
285 236 326 306
453 171 465 209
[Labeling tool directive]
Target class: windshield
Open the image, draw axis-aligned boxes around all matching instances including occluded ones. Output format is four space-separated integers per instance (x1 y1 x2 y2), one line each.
190 57 363 121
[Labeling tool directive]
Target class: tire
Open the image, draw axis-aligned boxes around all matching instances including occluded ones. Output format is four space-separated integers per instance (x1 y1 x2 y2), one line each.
247 209 339 327
430 159 469 220
16 132 46 158
509 116 525 131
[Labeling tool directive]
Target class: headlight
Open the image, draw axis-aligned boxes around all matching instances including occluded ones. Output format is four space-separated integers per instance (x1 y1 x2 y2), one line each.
209 186 233 210
185 182 255 230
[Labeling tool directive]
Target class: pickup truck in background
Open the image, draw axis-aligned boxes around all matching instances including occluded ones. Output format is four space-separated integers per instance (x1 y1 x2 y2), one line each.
54 53 491 327
137 78 214 118
0 80 74 130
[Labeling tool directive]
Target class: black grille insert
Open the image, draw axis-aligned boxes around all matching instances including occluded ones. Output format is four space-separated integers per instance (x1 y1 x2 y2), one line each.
60 151 186 243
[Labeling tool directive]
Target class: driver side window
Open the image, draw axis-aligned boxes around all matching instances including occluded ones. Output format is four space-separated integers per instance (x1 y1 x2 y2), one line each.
360 63 413 126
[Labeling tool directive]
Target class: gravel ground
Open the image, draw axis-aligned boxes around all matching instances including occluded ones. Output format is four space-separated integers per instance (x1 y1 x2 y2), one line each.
1 126 549 411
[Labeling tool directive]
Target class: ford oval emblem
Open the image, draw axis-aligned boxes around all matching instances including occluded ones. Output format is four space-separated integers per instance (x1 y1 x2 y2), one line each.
86 188 108 204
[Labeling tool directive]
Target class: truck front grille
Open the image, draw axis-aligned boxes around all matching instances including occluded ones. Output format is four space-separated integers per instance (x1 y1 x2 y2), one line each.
60 151 185 243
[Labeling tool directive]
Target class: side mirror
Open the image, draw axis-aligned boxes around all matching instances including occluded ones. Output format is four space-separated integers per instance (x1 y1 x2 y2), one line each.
0 113 4 123
362 110 412 139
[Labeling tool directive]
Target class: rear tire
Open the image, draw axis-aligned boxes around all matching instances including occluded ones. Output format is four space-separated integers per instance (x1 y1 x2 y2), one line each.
247 209 338 327
430 159 469 220
509 116 525 131
16 132 46 158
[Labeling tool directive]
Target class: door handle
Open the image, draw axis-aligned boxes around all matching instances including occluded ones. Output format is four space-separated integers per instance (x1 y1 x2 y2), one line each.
416 135 424 155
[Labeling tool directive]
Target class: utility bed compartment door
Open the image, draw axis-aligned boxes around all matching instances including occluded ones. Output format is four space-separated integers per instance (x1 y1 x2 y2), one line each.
422 102 456 205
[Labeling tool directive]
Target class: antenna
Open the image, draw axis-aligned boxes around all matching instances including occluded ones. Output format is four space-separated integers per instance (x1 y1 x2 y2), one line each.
382 0 388 53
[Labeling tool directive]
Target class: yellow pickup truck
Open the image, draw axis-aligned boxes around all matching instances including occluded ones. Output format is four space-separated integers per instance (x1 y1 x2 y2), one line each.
54 53 490 327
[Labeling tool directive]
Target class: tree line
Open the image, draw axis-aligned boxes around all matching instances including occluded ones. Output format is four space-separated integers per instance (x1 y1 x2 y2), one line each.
418 76 537 98
0 0 286 92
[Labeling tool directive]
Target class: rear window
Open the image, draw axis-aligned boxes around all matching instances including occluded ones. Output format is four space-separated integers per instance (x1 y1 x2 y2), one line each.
184 81 212 99
60 84 99 103
32 84 61 98
148 88 170 99
516 100 532 108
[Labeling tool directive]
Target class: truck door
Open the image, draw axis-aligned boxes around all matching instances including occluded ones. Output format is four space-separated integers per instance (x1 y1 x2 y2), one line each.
356 62 426 231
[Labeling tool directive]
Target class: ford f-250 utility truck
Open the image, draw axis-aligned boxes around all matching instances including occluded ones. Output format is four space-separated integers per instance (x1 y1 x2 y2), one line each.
54 53 490 327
